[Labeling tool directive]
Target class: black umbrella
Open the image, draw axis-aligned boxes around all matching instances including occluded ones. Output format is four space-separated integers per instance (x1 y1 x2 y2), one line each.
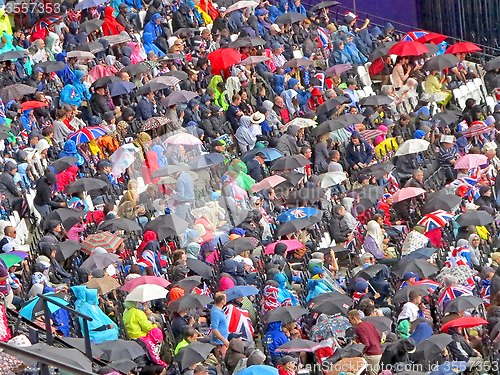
308 291 352 306
168 294 213 311
444 295 483 313
432 111 461 125
44 208 86 231
0 84 36 102
316 97 351 115
393 285 430 304
161 90 199 107
310 299 349 315
275 12 306 25
110 359 139 374
49 156 78 174
283 58 313 69
56 240 81 260
174 275 202 292
360 161 394 179
0 50 27 61
222 237 258 254
312 119 347 136
20 292 71 320
282 171 305 186
414 334 453 360
91 76 123 88
484 56 500 71
399 247 437 263
456 211 494 226
75 41 106 53
233 36 266 48
335 342 365 358
310 0 339 11
61 337 105 358
359 95 394 106
265 306 308 323
337 113 366 125
25 343 93 372
98 218 142 232
275 215 321 237
394 259 439 279
34 61 66 73
165 70 189 80
80 18 104 33
188 153 226 169
363 316 392 333
144 214 189 240
354 264 386 280
65 177 107 194
186 258 213 278
271 155 311 171
152 164 190 179
136 82 170 96
81 253 120 270
98 339 145 361
173 27 199 36
121 63 149 76
369 45 394 61
286 188 325 204
423 54 459 71
356 185 385 205
175 342 214 370
422 193 462 214
424 43 439 56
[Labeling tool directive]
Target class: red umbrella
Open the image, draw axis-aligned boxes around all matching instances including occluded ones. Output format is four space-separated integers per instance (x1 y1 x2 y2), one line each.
388 41 429 56
207 48 242 71
441 316 488 333
392 187 426 203
21 101 49 111
416 32 447 44
445 42 482 54
121 275 171 292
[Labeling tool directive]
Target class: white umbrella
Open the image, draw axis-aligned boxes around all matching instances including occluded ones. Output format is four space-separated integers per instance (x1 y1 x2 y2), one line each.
165 133 202 145
395 139 430 156
67 51 95 60
227 0 259 12
320 172 347 187
125 284 168 302
149 75 181 86
110 143 140 177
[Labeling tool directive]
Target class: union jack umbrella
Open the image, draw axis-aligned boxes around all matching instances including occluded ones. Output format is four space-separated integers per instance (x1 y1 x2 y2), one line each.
417 210 453 232
277 207 319 222
30 15 64 34
68 126 107 144
401 30 429 42
437 285 473 307
359 129 384 141
461 121 491 137
413 279 440 292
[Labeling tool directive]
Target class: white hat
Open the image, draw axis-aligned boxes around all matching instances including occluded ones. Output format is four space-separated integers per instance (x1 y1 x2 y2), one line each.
270 24 281 32
250 112 266 124
440 135 455 143
483 141 498 152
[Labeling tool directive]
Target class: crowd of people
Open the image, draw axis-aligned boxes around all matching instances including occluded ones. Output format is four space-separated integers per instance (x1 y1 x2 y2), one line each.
1 1 500 375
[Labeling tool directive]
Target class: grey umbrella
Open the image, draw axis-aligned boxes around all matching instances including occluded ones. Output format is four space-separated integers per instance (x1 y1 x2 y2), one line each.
394 259 439 279
57 240 81 260
240 55 270 65
0 83 36 102
168 294 213 311
414 334 453 360
151 164 190 179
25 343 93 372
393 285 430 304
61 337 104 359
456 211 494 226
265 306 308 324
308 291 352 306
175 342 214 370
444 295 483 313
81 253 119 270
186 258 213 278
97 339 145 361
161 90 199 107
363 316 392 333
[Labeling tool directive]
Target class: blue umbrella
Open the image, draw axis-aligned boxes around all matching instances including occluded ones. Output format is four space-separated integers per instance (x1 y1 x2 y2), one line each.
188 153 226 169
400 247 437 263
108 81 136 97
277 207 319 223
241 147 282 162
224 285 259 301
19 293 69 320
237 366 278 375
430 362 468 375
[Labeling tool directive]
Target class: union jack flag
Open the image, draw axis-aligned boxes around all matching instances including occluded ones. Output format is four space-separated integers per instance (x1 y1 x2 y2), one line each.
447 177 478 188
387 172 400 193
317 27 329 48
417 210 453 232
480 280 491 308
401 31 429 42
438 285 473 307
445 246 471 268
291 208 308 218
413 279 440 292
224 304 255 340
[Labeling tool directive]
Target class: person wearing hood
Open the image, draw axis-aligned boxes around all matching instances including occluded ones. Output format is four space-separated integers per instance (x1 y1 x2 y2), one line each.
468 233 481 269
306 87 324 111
228 9 244 32
62 22 85 51
225 337 248 373
264 320 289 363
276 124 300 156
289 0 306 15
116 4 135 33
345 131 373 170
102 6 126 36
60 70 91 107
342 32 368 66
474 185 495 213
273 273 299 306
447 326 480 361
329 204 352 244
0 161 22 213
145 0 162 23
235 115 257 153
55 52 77 86
143 32 165 57
34 171 66 217
329 39 353 66
144 13 164 41
172 5 196 32
59 140 85 166
380 338 416 371
123 300 158 339
341 197 357 230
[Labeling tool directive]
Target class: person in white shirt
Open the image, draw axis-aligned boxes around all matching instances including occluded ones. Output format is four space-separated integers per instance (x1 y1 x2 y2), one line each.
398 290 421 323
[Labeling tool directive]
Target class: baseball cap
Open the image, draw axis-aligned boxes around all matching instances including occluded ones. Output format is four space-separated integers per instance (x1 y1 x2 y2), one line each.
270 24 281 32
219 6 227 11
403 271 418 281
97 160 112 169
118 3 128 8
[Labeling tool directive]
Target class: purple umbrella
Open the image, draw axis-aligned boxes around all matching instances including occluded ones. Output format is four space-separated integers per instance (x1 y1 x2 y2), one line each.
325 64 352 76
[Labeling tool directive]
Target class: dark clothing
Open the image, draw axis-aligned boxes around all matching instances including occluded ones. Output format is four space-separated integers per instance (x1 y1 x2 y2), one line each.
172 4 196 31
328 213 350 243
0 169 21 205
405 178 425 189
171 312 190 345
34 177 62 209
345 140 373 168
447 329 477 362
136 97 158 121
355 321 382 355
226 103 241 133
116 12 135 32
89 93 111 117
246 159 266 182
212 16 228 35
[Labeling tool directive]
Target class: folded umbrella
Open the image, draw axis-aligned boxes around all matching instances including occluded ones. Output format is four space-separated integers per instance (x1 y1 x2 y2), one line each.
249 175 287 193
91 76 123 88
81 231 124 254
188 153 226 169
363 316 392 333
359 95 394 106
454 154 488 169
456 211 494 226
108 81 136 97
86 276 121 295
80 18 104 33
393 285 430 304
0 84 36 102
325 63 352 76
125 284 168 302
445 41 481 54
65 177 107 193
222 237 258 253
144 214 189 240
316 97 351 115
422 194 462 214
394 259 439 279
395 139 430 156
271 155 311 171
98 218 142 232
276 339 320 352
392 187 426 203
283 58 313 69
136 82 169 96
415 334 453 361
444 295 483 313
34 61 66 73
186 258 213 278
310 299 349 315
275 12 306 25
122 275 171 293
97 340 145 361
161 90 199 107
175 342 215 370
320 172 347 187
81 253 120 270
168 294 213 311
224 285 259 301
44 208 86 231
241 147 282 162
264 239 305 255
265 306 308 323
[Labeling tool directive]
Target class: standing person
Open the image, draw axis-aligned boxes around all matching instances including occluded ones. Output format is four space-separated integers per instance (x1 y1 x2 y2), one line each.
210 292 230 356
173 170 195 220
347 310 382 375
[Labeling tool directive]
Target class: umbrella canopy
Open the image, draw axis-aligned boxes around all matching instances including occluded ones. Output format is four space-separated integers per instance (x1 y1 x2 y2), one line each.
175 342 215 370
227 0 259 12
121 64 149 76
25 344 93 372
188 153 226 169
56 240 81 260
0 251 27 267
237 366 278 375
441 316 488 333
67 126 107 144
35 61 66 73
283 58 313 69
461 121 491 137
149 75 182 87
186 258 213 278
308 291 351 306
363 316 392 333
394 259 439 279
369 44 394 61
276 339 320 352
224 285 259 300
20 293 70 320
81 231 124 254
109 81 136 97
456 211 494 226
50 157 79 174
75 0 106 10
161 90 199 107
433 111 461 125
174 276 202 292
168 294 213 311
445 42 481 54
44 208 86 231
91 76 123 88
310 299 349 315
356 185 385 205
395 139 430 156
454 154 488 169
325 63 352 76
310 0 339 10
86 276 121 295
80 253 120 270
316 97 350 115
61 337 105 359
65 177 108 194
393 285 430 304
142 116 172 131
312 119 347 136
271 155 311 171
336 113 366 125
265 239 305 254
207 48 242 71
21 100 48 111
0 50 27 61
354 264 387 280
125 284 168 302
389 41 429 56
67 51 96 60
30 14 64 33
222 237 258 253
417 210 453 231
165 133 203 145
359 129 385 141
80 18 104 33
415 334 453 360
241 147 282 162
444 295 483 313
122 276 171 293
136 82 170 96
98 340 145 361
416 32 447 44
0 84 36 102
240 55 270 65
282 117 317 131
249 175 287 193
98 218 142 232
264 306 308 323
360 161 394 178
392 187 426 203
321 172 347 187
275 12 306 25
152 164 190 179
75 41 106 54
277 207 319 223
399 247 437 263
143 214 189 240
422 54 459 71
359 95 394 106
422 194 462 214
484 56 500 71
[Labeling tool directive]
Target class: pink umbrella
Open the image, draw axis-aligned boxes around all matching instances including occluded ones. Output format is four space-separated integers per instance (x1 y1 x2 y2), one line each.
265 239 305 255
165 133 202 145
121 275 171 292
454 154 488 169
392 187 426 203
249 175 287 193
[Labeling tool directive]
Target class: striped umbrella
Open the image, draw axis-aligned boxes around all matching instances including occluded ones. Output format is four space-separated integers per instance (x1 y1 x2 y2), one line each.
461 121 491 137
454 154 488 169
68 126 107 144
30 15 64 34
359 129 384 141
81 231 124 255
417 210 453 232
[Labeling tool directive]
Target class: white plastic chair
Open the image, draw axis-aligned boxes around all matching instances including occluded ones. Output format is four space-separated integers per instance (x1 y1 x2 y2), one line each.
459 84 470 100
363 85 374 96
486 96 497 113
138 10 146 26
452 88 463 108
